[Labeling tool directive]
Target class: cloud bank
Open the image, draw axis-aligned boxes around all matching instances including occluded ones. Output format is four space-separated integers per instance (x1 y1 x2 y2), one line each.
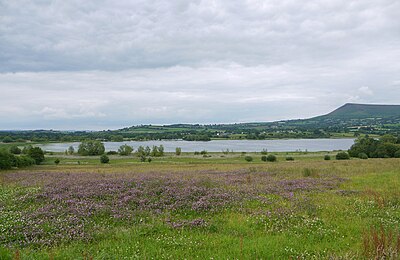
1 0 399 129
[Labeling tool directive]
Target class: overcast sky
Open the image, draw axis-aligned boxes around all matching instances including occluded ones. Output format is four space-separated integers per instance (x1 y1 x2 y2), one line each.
1 0 399 130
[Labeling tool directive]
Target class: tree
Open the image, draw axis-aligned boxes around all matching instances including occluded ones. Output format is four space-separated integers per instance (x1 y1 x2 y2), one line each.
261 155 267 162
27 147 45 165
9 145 21 154
67 146 75 155
118 144 133 156
2 136 14 143
78 140 105 156
54 158 60 165
324 155 331 160
380 134 397 144
100 154 110 164
0 149 14 170
175 147 182 156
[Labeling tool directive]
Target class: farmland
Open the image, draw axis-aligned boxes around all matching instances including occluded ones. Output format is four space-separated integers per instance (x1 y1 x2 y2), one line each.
1 153 399 259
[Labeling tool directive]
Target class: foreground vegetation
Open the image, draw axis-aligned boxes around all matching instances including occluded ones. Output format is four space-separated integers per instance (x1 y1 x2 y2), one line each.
0 151 399 259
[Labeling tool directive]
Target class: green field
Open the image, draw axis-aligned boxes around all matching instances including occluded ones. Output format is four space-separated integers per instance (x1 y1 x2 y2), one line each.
1 153 399 259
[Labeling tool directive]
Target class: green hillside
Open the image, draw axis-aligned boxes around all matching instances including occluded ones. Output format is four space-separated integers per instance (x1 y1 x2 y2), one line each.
316 103 400 119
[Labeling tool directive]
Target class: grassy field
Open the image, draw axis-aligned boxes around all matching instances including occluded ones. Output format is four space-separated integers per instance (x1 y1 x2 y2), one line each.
0 152 399 259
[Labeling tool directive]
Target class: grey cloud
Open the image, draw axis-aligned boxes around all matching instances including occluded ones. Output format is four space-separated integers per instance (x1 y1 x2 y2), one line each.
0 0 399 129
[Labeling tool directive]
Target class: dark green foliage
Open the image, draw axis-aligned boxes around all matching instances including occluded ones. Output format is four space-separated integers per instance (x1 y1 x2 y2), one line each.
2 136 14 143
349 135 400 158
358 153 368 159
100 154 109 164
261 155 267 162
0 150 14 169
67 145 75 155
110 135 124 142
175 147 182 156
266 154 277 162
106 151 118 155
151 145 164 157
336 152 350 160
147 157 152 163
78 140 105 156
200 150 208 155
54 158 60 165
261 149 268 155
324 155 331 160
244 156 253 162
118 144 133 156
183 134 211 141
14 156 35 167
394 150 400 158
26 147 45 165
9 145 21 154
286 156 294 161
194 151 200 155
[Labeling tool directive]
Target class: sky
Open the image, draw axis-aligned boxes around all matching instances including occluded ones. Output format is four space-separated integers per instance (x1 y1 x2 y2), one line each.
1 0 400 130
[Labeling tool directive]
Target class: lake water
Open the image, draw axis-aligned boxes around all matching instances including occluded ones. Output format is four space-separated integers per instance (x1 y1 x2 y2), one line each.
38 139 355 153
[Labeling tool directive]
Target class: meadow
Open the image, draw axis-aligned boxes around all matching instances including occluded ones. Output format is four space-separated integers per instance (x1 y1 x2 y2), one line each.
0 152 399 259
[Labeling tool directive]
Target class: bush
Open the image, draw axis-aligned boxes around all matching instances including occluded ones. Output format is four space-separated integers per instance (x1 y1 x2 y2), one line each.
9 145 21 154
175 147 182 156
394 150 400 158
194 151 200 155
0 150 14 170
358 153 368 159
336 152 350 160
27 147 45 165
100 154 109 164
261 149 268 155
286 156 294 161
324 155 331 160
266 154 277 162
78 140 105 156
107 151 118 155
244 156 253 162
15 156 35 167
200 150 208 155
54 158 60 165
2 136 14 143
261 155 267 162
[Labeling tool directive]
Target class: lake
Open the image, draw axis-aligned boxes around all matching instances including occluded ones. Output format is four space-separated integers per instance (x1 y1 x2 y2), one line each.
38 139 355 153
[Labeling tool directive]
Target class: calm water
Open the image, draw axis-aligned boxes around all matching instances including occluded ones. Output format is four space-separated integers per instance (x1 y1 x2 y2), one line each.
38 139 355 153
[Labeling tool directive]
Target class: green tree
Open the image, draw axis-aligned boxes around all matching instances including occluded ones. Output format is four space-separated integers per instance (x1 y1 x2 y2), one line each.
244 156 253 162
2 136 14 143
175 147 182 156
266 154 277 162
9 145 21 154
118 144 133 156
27 147 45 165
0 149 14 170
67 145 75 155
78 140 105 156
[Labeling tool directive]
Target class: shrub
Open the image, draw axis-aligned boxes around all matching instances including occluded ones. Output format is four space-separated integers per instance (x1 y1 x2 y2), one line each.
78 140 105 156
358 153 368 159
107 151 118 155
244 156 253 162
15 156 35 167
100 154 109 164
394 150 400 158
54 158 60 165
2 136 14 143
261 149 268 155
286 156 294 161
261 155 267 162
266 154 277 162
147 157 152 163
27 147 45 165
324 155 331 160
9 145 21 154
200 150 208 155
336 152 350 160
0 149 14 170
194 151 200 155
67 145 75 155
175 147 182 156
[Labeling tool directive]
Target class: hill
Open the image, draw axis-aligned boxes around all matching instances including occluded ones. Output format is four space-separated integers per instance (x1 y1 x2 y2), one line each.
315 103 400 119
